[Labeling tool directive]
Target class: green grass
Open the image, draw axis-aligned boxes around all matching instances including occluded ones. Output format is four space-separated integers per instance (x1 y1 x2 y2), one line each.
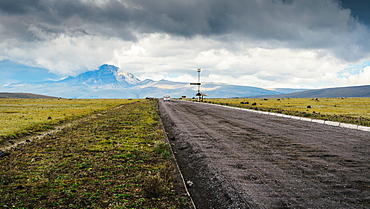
203 97 370 126
0 100 189 208
0 98 140 143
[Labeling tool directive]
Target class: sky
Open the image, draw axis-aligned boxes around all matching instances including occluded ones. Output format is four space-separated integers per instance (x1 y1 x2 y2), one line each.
0 0 370 89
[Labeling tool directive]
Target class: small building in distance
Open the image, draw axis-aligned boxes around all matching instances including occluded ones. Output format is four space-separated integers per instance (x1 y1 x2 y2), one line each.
196 92 207 101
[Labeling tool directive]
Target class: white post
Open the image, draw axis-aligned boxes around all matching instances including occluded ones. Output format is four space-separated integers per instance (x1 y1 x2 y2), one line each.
197 68 201 101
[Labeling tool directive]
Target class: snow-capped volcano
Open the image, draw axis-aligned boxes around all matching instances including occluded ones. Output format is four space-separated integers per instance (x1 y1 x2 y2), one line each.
115 68 140 84
63 64 140 89
0 63 290 98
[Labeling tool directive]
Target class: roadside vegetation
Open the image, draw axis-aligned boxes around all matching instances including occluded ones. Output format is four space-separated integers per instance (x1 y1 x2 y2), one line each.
0 99 139 144
203 97 370 127
0 99 190 208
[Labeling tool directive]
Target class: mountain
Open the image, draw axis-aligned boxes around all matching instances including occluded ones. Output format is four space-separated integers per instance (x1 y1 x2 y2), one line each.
199 82 281 98
1 64 143 98
252 85 370 98
62 64 140 88
0 64 314 98
0 92 58 99
267 88 311 94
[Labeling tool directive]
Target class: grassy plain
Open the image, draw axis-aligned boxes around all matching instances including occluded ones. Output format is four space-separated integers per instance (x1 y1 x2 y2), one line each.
204 97 370 126
0 99 139 142
0 100 189 208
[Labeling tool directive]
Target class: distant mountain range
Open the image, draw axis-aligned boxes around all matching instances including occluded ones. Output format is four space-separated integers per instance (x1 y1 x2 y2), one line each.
0 64 302 98
0 63 368 98
252 85 370 98
0 92 58 99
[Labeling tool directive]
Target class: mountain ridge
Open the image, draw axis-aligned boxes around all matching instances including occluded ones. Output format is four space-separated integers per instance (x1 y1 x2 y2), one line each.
59 64 140 88
1 64 286 98
0 92 58 99
1 63 368 98
251 85 370 98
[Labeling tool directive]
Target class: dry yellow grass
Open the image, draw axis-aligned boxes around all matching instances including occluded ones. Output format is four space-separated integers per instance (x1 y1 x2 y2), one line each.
205 97 370 126
0 98 140 139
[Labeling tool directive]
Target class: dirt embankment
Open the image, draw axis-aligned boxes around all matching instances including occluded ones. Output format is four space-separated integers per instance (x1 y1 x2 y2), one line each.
159 99 370 209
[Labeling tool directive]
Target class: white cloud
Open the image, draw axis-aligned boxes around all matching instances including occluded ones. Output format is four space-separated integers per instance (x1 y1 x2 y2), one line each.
339 66 370 86
105 33 357 88
0 29 366 89
0 0 370 89
0 34 133 75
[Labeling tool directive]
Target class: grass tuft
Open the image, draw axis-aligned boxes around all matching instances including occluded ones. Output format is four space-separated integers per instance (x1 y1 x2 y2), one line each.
142 163 175 198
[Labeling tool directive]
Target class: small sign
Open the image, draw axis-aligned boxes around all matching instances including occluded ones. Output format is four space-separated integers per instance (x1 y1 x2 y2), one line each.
190 83 201 85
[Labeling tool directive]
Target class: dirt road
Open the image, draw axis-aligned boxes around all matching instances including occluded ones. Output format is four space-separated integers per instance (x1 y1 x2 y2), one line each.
159 100 370 209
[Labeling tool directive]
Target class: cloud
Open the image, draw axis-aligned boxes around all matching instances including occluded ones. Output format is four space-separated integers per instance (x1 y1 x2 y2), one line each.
0 0 370 88
1 1 367 46
338 65 370 86
106 33 350 88
0 34 133 75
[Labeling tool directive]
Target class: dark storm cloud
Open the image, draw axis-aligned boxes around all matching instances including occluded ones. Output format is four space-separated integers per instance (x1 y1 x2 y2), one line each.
0 0 365 38
339 0 370 26
0 0 136 40
0 0 40 15
0 0 369 61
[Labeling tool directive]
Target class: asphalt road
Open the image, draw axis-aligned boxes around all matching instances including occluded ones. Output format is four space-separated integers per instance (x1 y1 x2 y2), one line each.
159 99 370 209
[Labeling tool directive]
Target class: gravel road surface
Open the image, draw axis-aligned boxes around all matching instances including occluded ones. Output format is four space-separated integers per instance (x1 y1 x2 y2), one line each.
159 100 370 209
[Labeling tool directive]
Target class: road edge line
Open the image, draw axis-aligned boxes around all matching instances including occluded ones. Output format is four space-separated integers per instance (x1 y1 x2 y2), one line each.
184 100 370 132
157 100 197 209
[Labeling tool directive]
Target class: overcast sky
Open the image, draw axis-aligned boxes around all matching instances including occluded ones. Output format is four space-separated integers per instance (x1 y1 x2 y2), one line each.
1 0 370 88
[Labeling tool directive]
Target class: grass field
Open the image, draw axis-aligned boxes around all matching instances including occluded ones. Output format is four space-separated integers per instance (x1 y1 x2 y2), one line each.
1 97 368 207
203 97 370 126
0 99 189 208
0 99 140 142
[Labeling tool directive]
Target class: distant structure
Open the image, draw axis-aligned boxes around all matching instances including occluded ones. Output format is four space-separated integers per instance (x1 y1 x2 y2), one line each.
190 68 205 101
198 92 207 101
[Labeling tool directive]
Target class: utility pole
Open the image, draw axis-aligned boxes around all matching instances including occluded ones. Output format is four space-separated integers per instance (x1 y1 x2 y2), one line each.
197 68 201 101
190 68 202 102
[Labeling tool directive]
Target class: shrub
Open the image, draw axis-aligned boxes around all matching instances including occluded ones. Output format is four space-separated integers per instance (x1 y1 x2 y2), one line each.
142 164 174 197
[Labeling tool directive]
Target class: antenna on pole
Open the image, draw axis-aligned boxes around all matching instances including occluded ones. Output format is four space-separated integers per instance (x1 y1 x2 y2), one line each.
197 68 201 101
190 68 202 101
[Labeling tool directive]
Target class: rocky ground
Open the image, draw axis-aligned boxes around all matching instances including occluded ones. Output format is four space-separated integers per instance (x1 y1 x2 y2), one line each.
159 99 370 209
